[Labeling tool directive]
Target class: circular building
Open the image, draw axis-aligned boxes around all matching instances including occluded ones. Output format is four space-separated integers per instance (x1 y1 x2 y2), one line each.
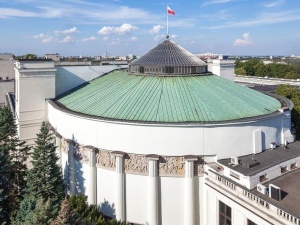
47 39 294 225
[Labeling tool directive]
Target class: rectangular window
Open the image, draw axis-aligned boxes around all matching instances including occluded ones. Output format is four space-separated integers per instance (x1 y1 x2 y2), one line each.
247 219 257 225
259 174 268 182
281 166 288 174
230 171 240 180
291 163 297 170
219 201 231 225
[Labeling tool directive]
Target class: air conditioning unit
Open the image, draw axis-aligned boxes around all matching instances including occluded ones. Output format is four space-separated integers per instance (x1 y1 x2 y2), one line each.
230 157 239 166
257 183 267 194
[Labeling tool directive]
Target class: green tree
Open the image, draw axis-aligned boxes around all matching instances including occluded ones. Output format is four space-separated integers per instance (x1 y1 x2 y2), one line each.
0 146 11 225
234 67 246 75
0 106 30 217
275 85 300 139
67 195 126 225
12 196 54 225
51 198 83 225
244 59 263 76
25 121 64 217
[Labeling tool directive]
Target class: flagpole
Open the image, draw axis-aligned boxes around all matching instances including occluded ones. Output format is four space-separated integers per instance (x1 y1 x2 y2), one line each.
167 5 169 38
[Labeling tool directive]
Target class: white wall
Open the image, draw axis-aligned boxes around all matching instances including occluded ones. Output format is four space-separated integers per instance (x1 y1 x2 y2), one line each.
47 102 289 160
55 65 126 96
15 62 56 145
205 183 272 225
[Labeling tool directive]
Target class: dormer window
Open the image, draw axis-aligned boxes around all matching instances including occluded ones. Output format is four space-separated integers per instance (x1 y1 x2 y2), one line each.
291 163 297 170
259 174 268 182
281 166 288 174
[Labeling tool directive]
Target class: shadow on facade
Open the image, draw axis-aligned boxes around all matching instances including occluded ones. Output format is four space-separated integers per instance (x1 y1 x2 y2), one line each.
99 199 116 219
75 159 85 195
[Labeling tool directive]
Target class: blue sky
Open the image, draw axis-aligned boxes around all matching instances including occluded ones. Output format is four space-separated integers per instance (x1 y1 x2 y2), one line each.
0 0 300 56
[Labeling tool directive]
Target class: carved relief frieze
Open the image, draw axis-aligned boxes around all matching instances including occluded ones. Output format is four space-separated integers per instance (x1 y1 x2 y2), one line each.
125 154 148 174
73 143 89 163
96 149 115 169
61 138 69 154
159 156 185 176
194 157 205 176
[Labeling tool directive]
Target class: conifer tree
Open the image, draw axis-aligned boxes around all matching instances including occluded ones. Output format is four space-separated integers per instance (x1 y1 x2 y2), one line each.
25 121 64 216
51 198 83 225
0 106 30 215
0 145 11 225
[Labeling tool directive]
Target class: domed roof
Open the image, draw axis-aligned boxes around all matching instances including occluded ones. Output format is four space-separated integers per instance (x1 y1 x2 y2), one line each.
56 70 281 123
130 39 206 67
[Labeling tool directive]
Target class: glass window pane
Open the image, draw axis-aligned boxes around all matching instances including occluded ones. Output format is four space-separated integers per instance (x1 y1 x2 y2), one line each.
220 215 225 225
226 206 231 217
220 201 225 213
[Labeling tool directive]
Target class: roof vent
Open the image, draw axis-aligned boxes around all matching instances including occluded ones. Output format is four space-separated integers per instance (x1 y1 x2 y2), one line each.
241 158 260 169
270 142 276 149
269 184 281 201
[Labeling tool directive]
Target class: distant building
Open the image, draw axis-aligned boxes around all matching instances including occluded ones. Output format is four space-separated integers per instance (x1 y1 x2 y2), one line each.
45 53 60 62
0 53 14 106
0 53 14 80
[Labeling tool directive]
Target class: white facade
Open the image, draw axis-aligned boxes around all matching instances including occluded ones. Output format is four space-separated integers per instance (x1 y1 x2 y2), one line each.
207 59 235 81
46 96 295 225
14 59 298 225
47 102 293 159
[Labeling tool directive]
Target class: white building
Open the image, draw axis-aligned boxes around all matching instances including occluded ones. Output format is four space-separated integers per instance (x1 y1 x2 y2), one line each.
11 38 299 225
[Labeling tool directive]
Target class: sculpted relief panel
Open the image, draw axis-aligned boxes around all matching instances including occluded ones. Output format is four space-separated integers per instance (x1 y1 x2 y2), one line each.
159 156 185 176
58 139 205 176
125 154 148 174
96 149 115 169
73 143 89 163
61 138 69 154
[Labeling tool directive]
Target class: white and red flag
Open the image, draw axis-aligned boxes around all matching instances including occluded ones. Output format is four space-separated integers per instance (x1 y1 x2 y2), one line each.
167 6 175 15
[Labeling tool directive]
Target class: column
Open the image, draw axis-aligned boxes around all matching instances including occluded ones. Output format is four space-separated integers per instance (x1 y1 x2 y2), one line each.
66 139 76 195
147 155 159 225
113 151 125 222
55 132 62 167
184 156 197 225
86 146 97 205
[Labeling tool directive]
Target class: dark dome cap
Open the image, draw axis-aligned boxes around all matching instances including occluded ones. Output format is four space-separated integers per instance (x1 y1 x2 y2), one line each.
129 39 207 76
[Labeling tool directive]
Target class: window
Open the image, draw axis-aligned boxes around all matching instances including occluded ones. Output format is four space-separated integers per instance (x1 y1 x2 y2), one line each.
281 166 288 174
230 171 240 180
291 163 297 170
247 219 257 225
219 201 231 225
259 174 268 182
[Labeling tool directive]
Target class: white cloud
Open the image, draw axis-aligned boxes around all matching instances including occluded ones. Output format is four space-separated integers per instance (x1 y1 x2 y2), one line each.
111 38 120 45
32 33 46 39
154 34 164 41
98 23 138 36
233 33 253 46
42 37 55 43
103 36 109 41
59 35 74 43
131 36 138 41
55 27 78 35
98 26 115 35
262 0 285 8
202 0 233 7
114 23 138 35
170 34 177 39
81 36 97 42
210 10 300 29
150 25 164 34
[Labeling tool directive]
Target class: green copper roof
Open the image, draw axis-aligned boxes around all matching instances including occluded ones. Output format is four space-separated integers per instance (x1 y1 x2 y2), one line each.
56 70 281 123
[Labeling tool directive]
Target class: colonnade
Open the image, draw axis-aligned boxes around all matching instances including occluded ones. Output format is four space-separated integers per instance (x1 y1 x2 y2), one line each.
55 135 200 225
